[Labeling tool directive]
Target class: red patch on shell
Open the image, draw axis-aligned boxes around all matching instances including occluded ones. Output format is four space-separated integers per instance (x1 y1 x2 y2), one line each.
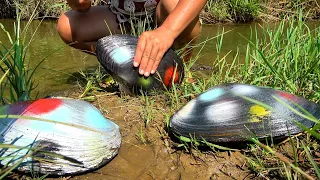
23 98 63 115
163 66 180 88
278 92 297 101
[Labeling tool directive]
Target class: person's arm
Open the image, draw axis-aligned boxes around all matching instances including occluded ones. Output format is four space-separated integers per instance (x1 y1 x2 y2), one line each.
67 0 92 13
134 0 207 77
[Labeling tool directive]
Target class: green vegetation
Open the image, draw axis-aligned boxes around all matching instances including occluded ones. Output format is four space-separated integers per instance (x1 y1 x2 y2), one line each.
202 0 320 23
0 0 319 179
156 11 319 179
1 0 319 23
0 6 96 179
0 0 103 19
0 8 39 104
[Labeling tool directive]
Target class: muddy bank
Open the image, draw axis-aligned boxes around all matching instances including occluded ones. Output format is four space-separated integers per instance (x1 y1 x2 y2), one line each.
53 90 250 180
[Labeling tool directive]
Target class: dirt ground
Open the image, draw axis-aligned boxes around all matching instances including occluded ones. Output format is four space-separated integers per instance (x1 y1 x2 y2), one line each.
55 90 252 180
7 84 319 180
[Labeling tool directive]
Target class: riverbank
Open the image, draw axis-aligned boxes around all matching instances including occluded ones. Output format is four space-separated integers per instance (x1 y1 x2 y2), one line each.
1 2 319 179
0 0 319 23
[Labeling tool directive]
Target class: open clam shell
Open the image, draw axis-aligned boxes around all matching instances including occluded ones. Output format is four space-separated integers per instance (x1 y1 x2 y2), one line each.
170 83 319 142
96 34 184 94
0 97 121 175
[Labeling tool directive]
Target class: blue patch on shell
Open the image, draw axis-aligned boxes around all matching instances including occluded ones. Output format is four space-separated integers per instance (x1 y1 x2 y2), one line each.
84 105 116 131
112 47 131 64
198 88 224 102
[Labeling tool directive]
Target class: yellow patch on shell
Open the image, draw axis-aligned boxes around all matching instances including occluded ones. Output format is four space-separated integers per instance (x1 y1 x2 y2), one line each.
249 105 270 122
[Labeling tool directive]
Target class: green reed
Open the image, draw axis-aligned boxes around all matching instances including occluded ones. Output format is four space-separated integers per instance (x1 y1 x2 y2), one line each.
202 11 320 102
0 4 63 105
0 7 37 104
162 10 319 179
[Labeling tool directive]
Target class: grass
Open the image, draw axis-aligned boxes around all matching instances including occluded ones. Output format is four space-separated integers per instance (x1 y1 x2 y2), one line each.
64 5 320 179
1 0 104 19
0 5 98 179
1 0 319 24
0 1 319 179
0 6 40 104
228 0 261 22
153 10 319 179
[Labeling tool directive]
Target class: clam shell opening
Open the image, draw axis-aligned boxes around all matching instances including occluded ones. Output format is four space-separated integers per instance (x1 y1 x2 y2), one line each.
0 97 121 175
95 34 185 94
170 83 320 142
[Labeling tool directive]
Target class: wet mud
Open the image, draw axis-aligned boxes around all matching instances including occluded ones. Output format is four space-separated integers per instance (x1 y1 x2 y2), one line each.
58 91 252 180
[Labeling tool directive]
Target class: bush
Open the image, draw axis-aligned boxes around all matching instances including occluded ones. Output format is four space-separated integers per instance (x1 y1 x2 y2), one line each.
0 0 104 19
227 0 261 22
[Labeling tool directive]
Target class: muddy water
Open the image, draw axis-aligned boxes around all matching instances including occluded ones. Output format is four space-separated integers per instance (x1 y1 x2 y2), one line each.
0 19 267 98
0 19 99 98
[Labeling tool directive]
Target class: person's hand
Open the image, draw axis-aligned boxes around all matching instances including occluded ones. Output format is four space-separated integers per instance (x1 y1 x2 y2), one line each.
67 0 92 13
134 26 176 77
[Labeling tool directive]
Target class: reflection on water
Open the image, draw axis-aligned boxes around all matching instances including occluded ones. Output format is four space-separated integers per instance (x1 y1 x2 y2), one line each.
0 19 319 97
0 19 99 97
197 22 320 66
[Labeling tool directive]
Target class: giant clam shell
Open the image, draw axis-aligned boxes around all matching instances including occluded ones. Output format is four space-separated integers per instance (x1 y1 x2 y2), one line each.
170 83 319 142
96 34 184 94
0 98 121 175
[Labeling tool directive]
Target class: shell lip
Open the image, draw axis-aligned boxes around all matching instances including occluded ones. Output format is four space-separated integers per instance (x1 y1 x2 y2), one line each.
16 153 120 177
169 123 300 143
170 112 316 143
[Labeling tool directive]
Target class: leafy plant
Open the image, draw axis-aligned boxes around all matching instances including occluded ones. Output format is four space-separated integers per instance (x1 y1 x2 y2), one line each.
0 7 40 104
227 0 261 22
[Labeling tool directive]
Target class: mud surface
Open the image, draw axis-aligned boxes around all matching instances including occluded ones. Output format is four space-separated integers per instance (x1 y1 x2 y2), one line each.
54 90 252 180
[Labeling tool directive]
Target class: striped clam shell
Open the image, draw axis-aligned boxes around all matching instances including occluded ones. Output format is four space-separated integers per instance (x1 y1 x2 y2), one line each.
170 83 319 142
0 97 121 175
95 34 184 94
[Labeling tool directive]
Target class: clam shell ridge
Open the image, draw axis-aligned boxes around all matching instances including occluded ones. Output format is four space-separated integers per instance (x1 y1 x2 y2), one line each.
0 98 121 175
95 34 184 94
170 83 319 142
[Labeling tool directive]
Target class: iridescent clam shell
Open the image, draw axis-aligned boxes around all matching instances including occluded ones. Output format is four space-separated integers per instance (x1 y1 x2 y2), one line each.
0 98 121 175
170 83 319 142
95 34 184 94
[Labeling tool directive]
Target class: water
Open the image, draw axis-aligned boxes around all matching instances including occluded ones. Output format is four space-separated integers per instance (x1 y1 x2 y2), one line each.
1 19 319 97
0 19 99 97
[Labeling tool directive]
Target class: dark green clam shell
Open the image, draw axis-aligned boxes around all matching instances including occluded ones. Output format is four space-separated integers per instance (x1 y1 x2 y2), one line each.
170 83 319 142
95 35 184 94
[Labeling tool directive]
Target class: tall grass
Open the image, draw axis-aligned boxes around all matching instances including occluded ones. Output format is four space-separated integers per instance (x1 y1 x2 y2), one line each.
201 0 261 23
228 0 260 22
0 6 79 178
199 11 320 102
160 10 320 179
239 12 320 101
0 8 38 104
0 5 65 105
1 0 105 19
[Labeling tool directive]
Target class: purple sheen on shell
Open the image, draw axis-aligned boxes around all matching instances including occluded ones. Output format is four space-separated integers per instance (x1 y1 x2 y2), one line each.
0 97 121 175
170 83 319 142
95 34 184 94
